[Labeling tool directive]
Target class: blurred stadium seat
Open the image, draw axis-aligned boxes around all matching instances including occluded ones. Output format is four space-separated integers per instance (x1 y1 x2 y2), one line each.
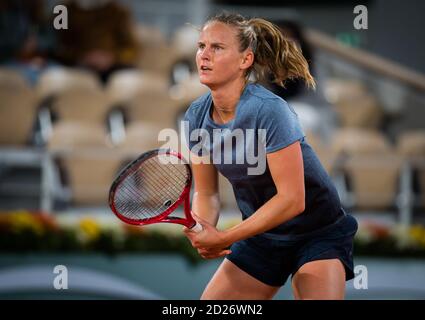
323 78 384 128
106 69 168 106
344 154 402 210
170 25 199 61
0 87 37 146
50 88 111 125
118 121 165 153
323 78 368 104
125 90 179 129
0 68 30 91
397 130 425 208
47 122 122 206
34 68 104 145
169 25 199 85
59 152 123 206
397 130 425 157
332 128 392 156
0 86 53 211
47 122 111 150
334 94 383 129
36 67 101 102
136 25 176 77
331 128 402 211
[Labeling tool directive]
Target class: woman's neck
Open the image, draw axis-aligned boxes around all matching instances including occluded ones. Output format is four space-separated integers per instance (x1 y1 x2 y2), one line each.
210 78 247 123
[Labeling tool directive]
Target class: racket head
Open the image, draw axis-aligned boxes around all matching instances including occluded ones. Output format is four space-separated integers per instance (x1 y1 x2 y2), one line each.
108 149 194 227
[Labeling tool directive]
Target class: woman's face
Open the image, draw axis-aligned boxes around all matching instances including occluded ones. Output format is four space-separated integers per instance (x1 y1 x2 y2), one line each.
196 21 251 89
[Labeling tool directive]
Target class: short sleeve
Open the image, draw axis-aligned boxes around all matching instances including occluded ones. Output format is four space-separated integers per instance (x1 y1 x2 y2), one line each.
182 105 198 151
182 102 208 156
257 98 305 153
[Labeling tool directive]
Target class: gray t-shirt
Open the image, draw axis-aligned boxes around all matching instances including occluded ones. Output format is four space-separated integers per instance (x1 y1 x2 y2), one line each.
183 83 344 240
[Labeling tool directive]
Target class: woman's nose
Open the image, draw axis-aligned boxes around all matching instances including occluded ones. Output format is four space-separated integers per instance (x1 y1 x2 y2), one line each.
199 47 211 60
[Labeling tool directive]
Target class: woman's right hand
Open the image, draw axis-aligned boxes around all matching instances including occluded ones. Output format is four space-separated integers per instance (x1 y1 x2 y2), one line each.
183 220 232 260
197 247 232 260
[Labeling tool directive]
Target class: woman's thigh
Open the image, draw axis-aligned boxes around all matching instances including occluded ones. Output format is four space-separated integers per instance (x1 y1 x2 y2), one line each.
291 215 358 300
291 258 346 300
201 258 280 300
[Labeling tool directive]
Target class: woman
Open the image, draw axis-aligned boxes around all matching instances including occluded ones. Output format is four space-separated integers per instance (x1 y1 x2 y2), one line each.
183 12 357 300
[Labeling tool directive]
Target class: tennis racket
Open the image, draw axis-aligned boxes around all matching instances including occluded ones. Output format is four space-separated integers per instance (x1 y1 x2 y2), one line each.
108 148 202 232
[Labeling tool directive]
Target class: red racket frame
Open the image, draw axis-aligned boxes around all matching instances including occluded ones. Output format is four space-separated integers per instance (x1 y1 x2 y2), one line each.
109 149 197 228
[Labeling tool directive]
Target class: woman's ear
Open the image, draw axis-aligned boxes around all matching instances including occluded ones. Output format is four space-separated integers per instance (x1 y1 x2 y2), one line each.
240 50 254 71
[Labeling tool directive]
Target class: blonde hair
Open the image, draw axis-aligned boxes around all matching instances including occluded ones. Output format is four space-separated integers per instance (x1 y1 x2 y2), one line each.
204 12 316 89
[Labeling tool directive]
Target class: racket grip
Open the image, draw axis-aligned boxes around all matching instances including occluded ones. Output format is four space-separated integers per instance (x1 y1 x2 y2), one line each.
190 221 203 233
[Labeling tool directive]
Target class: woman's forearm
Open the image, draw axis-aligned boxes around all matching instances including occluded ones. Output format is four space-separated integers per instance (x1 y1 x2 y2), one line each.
192 192 221 226
222 194 304 246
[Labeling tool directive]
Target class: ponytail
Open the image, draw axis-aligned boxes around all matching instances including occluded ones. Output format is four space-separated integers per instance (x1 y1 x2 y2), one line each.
249 18 316 89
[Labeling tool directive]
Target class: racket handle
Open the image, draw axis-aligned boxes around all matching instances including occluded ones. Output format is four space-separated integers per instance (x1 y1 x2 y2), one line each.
190 221 203 233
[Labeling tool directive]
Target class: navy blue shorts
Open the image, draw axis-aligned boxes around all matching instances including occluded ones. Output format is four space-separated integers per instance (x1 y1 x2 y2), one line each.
226 214 358 287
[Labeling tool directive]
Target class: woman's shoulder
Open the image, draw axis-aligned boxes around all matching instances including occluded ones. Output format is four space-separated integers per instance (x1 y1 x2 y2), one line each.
247 83 285 102
247 84 293 114
184 92 211 121
245 84 300 127
190 91 211 107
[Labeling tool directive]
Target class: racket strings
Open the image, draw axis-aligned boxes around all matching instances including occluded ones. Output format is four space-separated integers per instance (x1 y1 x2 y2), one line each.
127 163 181 218
145 160 184 194
116 165 183 220
140 158 188 216
114 155 189 220
117 165 179 219
146 158 188 197
142 159 186 203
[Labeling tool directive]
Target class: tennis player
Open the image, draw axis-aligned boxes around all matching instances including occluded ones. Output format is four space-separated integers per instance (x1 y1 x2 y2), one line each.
183 12 358 300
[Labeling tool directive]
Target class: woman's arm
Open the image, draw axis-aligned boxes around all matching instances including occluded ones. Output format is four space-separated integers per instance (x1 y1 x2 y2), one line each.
185 153 233 259
190 153 221 226
188 141 305 250
222 141 305 245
